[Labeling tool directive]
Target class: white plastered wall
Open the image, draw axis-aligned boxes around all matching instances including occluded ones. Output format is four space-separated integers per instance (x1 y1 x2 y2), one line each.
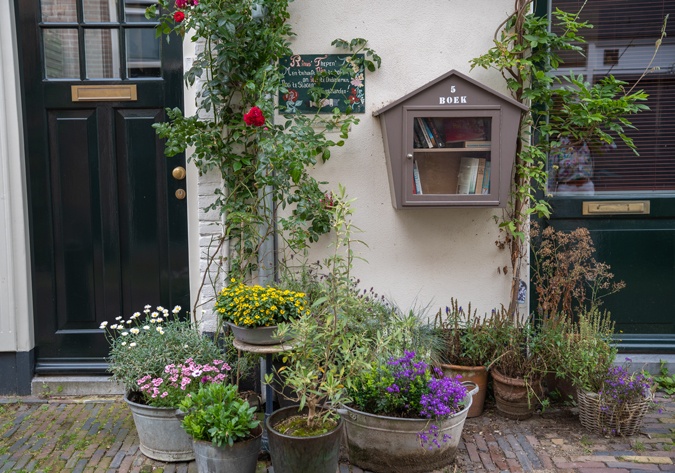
284 0 518 317
0 0 35 352
187 0 526 326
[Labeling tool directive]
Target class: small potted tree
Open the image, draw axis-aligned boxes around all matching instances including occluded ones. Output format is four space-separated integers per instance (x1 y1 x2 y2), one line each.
265 187 442 473
263 188 369 473
179 383 262 473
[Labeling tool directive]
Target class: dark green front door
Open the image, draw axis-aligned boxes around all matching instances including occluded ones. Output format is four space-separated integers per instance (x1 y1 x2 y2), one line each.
15 0 188 373
545 0 675 352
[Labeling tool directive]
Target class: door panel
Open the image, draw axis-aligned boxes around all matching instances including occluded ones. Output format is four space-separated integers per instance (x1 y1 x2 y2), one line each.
545 196 675 352
15 0 188 373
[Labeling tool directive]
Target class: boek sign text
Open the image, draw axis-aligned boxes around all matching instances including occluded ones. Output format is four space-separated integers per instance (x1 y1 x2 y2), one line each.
439 85 468 104
279 54 366 114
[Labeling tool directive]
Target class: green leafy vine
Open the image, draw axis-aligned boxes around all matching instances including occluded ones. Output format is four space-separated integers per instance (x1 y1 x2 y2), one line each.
146 0 381 307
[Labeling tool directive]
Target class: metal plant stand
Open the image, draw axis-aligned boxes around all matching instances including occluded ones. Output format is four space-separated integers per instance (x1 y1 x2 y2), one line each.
232 338 294 452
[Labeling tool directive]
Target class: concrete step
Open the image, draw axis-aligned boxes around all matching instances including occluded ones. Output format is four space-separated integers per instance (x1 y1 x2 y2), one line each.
617 353 675 375
31 375 124 397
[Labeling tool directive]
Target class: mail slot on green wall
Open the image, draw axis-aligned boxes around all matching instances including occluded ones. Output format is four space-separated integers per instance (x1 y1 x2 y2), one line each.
374 70 527 209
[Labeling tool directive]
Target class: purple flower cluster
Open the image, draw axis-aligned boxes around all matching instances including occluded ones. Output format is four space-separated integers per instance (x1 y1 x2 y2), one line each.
384 351 468 450
599 359 652 407
596 358 654 436
420 375 467 418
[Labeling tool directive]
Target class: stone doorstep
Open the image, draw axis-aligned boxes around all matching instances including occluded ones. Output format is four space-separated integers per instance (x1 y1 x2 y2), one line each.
30 375 125 397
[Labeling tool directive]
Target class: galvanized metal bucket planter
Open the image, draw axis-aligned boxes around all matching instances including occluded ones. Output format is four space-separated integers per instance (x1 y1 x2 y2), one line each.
266 405 343 473
226 322 289 346
124 393 194 462
341 388 475 473
192 425 262 473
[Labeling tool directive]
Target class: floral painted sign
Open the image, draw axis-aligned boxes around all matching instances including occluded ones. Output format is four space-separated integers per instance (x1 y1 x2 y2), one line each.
279 54 365 114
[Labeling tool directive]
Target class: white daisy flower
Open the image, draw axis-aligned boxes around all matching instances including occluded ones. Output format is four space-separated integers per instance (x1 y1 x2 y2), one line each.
121 341 127 346
99 321 108 329
121 332 129 336
144 304 151 310
173 306 182 314
130 328 140 334
115 316 122 321
143 325 150 330
130 342 137 347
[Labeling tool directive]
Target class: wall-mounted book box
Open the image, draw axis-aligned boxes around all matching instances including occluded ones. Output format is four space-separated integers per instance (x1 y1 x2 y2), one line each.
373 70 527 208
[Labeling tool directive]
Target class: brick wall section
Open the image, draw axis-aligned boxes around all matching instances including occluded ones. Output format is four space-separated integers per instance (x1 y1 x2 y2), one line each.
196 168 226 333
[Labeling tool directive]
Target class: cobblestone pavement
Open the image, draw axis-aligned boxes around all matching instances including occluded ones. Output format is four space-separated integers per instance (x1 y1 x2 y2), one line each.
0 393 673 473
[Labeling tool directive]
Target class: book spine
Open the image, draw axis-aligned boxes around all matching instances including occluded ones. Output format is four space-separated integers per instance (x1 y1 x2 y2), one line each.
468 160 478 195
416 117 434 148
456 157 479 195
425 118 445 148
464 140 491 149
413 160 423 194
481 161 491 194
474 158 486 195
414 123 428 148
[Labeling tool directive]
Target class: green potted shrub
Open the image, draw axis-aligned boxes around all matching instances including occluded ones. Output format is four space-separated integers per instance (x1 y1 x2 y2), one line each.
262 189 370 473
265 187 441 473
434 299 493 417
179 383 262 473
102 305 229 461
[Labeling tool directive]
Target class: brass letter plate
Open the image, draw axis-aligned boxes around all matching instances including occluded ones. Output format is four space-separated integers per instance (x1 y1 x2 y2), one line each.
71 85 138 102
582 200 650 215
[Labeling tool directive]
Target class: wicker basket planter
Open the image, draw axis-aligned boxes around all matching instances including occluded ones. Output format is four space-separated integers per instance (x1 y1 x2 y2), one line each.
577 389 650 436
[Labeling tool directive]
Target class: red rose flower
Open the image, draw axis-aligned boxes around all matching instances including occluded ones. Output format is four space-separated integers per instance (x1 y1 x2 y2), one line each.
173 11 185 22
243 106 265 127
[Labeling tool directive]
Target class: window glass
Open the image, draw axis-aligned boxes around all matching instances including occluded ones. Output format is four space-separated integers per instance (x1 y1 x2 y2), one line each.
41 0 78 22
85 29 121 78
125 0 158 22
548 0 675 194
44 29 80 79
126 28 161 78
83 0 119 23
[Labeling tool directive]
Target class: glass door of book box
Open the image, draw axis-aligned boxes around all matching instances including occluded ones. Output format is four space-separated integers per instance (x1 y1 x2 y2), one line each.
406 110 499 205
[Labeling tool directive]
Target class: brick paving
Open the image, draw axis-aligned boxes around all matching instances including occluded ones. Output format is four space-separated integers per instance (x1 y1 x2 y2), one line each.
0 392 672 472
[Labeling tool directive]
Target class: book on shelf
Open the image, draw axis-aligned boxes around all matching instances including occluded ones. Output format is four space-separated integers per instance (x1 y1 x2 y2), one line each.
473 158 486 195
424 118 445 148
413 122 428 148
415 118 435 148
413 130 423 149
456 157 480 195
413 160 423 194
444 140 491 149
481 161 491 194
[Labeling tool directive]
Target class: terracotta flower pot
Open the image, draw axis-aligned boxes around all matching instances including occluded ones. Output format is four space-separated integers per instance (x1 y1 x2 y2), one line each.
440 363 488 417
491 369 542 420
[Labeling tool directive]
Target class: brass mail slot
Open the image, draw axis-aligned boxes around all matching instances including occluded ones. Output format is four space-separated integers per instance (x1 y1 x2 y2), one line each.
582 200 650 215
71 85 138 102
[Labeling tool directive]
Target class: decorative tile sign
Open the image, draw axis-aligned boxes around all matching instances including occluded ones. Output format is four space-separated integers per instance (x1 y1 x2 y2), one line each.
279 54 365 114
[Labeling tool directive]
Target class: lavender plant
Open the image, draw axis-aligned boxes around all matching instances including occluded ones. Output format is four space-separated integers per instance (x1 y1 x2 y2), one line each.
349 351 468 450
